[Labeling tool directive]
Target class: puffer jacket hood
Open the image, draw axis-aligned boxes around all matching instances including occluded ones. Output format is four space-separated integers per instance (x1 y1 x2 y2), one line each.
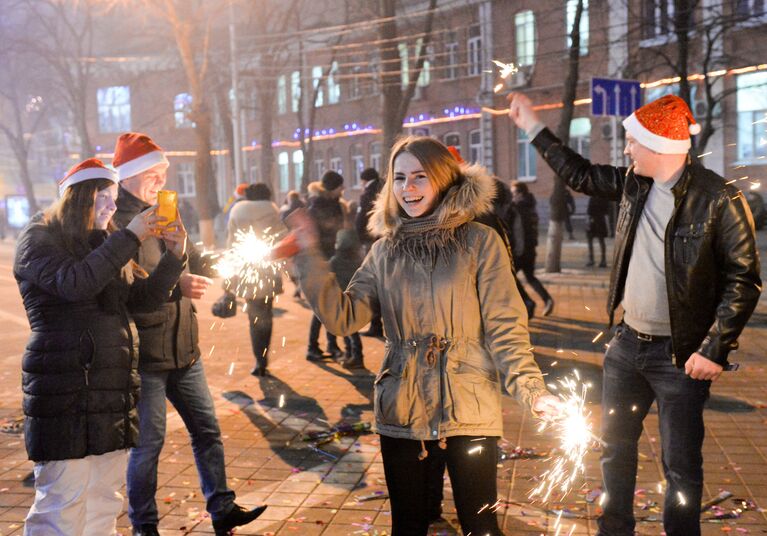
367 162 496 239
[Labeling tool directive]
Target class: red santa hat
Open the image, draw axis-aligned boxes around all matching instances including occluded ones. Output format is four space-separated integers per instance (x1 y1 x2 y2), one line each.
58 158 118 196
112 132 169 180
622 94 701 155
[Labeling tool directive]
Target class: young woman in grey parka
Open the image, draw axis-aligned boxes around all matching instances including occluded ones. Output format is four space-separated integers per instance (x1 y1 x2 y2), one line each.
289 136 560 535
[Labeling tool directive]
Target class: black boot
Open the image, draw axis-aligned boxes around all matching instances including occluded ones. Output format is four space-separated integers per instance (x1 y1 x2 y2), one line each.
212 504 268 535
343 354 365 370
133 525 160 536
306 346 330 361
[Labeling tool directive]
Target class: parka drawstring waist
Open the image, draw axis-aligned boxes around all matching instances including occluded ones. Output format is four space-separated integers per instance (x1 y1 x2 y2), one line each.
418 335 449 460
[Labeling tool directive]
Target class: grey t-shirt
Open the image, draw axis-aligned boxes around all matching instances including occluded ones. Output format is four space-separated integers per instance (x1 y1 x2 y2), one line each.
622 178 678 335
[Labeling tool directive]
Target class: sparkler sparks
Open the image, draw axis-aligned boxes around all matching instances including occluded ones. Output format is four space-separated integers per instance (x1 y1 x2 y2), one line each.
491 59 519 93
211 227 285 300
530 372 598 504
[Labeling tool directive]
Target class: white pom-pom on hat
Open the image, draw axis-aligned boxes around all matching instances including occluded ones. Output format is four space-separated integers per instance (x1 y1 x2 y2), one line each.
689 123 701 135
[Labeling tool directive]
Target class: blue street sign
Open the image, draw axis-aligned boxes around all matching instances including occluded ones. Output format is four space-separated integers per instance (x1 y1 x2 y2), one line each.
591 77 642 117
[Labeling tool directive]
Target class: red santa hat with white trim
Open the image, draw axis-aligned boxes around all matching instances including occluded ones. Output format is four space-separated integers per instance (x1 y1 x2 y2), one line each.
112 132 169 181
622 94 701 155
58 158 118 196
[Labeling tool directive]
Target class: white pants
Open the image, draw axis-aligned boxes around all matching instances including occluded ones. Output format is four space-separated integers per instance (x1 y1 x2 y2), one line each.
24 449 128 536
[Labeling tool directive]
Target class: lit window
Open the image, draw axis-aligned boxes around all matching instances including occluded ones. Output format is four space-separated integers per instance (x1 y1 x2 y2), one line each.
515 11 536 67
416 39 431 87
312 66 324 107
328 61 341 104
292 150 304 190
566 0 589 56
314 153 326 181
249 163 260 183
641 0 674 40
348 144 364 187
399 43 409 88
330 155 343 176
444 34 458 80
291 71 301 112
97 86 131 133
517 128 537 181
370 142 382 171
444 132 461 154
177 162 196 196
735 0 767 19
277 75 287 114
568 118 591 160
278 151 290 192
349 65 362 99
736 71 767 162
467 25 482 76
174 92 194 129
469 129 482 164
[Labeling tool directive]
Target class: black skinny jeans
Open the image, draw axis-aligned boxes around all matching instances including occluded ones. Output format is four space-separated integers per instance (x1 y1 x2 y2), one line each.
380 435 502 536
516 252 552 303
246 298 273 369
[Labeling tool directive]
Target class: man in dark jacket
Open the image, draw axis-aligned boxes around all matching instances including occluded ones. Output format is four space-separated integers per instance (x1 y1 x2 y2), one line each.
305 170 347 360
509 94 761 536
111 133 266 536
355 167 384 337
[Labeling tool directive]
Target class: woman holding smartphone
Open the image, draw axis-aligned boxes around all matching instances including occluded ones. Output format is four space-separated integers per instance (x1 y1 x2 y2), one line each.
288 136 560 535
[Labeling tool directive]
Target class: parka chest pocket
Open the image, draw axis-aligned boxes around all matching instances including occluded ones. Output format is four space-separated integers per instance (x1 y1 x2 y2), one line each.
374 361 420 427
674 221 713 264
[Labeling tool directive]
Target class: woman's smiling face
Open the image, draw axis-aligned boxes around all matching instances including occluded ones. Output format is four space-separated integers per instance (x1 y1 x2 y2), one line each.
392 151 438 218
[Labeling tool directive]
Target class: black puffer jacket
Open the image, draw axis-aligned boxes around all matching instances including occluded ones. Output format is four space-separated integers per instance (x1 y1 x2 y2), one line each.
14 221 185 461
113 187 216 371
308 194 346 259
356 178 383 245
532 127 761 366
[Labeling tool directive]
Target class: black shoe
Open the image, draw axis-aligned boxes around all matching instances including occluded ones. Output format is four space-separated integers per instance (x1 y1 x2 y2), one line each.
133 525 160 536
586 260 595 267
543 298 555 317
306 348 330 361
525 301 536 320
599 260 607 268
342 356 365 370
213 504 267 535
251 366 268 377
326 346 344 360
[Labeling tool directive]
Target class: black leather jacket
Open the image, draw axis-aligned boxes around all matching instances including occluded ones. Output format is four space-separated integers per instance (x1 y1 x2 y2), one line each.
532 127 761 367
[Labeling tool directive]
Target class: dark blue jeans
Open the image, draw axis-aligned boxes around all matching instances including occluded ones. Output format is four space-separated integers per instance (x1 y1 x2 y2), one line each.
598 325 710 536
127 359 235 527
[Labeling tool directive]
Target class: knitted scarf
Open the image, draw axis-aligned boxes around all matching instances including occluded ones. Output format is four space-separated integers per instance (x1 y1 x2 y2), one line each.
387 211 469 266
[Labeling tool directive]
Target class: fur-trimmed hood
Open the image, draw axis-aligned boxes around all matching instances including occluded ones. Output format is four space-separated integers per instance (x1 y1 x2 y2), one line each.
367 162 496 239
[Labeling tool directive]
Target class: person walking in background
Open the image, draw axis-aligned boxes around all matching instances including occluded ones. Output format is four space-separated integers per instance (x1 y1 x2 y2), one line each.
305 170 347 361
279 190 305 222
227 183 287 376
509 92 761 536
329 228 365 369
510 181 555 316
355 167 384 338
111 133 266 536
15 159 186 536
287 136 560 535
586 196 610 267
564 188 576 240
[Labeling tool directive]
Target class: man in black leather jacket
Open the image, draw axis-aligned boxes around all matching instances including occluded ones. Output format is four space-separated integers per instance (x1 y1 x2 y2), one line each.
111 133 266 536
509 93 761 536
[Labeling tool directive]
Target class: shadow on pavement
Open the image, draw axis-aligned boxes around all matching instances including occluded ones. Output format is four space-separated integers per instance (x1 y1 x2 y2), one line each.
311 360 374 419
534 354 604 404
705 395 756 413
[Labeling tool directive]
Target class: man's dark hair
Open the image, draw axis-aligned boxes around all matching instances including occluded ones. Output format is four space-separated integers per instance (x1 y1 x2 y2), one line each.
360 167 379 182
246 183 272 201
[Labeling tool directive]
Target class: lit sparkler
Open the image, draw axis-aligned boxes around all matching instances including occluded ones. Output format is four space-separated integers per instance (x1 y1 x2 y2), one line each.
530 372 599 504
491 59 519 93
210 227 285 300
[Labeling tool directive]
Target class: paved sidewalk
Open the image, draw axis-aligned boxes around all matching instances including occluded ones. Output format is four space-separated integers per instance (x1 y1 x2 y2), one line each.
0 236 765 535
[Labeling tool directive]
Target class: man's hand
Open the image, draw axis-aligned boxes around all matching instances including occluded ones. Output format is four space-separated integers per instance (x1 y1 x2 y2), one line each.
179 273 213 299
684 352 723 381
507 92 540 132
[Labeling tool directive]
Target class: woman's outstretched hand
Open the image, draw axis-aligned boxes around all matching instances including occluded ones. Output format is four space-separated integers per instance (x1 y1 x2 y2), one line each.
533 394 563 420
284 208 319 250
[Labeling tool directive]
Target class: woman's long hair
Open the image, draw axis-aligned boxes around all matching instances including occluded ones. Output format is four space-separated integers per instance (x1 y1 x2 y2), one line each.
43 178 116 257
379 136 461 228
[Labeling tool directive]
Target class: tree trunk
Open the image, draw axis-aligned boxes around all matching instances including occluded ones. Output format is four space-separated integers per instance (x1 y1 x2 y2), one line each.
258 88 275 192
18 155 38 213
545 0 583 273
193 106 219 247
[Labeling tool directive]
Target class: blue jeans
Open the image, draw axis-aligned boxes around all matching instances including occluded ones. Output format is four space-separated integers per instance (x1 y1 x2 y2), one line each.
597 325 710 536
127 359 234 527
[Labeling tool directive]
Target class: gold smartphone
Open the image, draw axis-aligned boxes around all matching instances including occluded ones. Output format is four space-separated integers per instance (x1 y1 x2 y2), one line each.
157 190 177 227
